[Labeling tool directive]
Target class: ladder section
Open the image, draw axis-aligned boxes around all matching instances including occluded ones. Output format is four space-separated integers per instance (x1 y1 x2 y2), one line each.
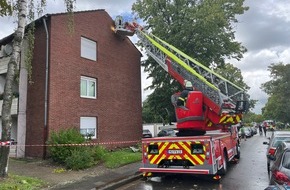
151 34 246 108
114 19 247 114
135 30 246 114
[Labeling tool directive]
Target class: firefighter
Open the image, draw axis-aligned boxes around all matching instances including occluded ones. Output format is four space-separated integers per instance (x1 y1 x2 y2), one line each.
177 80 194 106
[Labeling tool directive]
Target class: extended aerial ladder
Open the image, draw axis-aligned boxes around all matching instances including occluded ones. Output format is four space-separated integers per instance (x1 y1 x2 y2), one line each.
114 16 248 133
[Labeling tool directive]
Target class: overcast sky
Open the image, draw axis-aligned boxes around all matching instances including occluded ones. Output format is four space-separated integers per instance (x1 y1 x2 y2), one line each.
0 0 289 114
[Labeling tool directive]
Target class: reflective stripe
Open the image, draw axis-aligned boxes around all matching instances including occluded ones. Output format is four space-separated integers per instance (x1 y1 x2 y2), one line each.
178 97 185 101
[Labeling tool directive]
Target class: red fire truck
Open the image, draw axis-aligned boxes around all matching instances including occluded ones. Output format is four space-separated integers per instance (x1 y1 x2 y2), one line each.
114 16 248 179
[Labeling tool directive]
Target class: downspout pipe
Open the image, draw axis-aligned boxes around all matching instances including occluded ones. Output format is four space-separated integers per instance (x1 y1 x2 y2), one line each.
43 16 49 159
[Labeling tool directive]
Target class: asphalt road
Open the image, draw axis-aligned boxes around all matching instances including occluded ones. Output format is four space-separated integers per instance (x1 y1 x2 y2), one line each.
116 132 271 190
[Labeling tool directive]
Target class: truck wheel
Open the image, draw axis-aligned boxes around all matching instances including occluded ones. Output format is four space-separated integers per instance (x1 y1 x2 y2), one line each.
218 150 228 175
235 145 240 159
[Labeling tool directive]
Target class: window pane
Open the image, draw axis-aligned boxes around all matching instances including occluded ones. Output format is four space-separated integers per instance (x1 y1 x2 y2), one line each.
80 129 87 136
88 81 95 97
283 152 290 169
80 76 96 98
80 79 87 96
87 128 95 135
80 117 97 139
81 37 96 61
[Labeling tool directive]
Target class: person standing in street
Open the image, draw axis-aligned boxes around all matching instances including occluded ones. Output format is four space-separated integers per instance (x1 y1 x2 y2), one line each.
258 123 263 136
240 126 246 141
262 124 267 137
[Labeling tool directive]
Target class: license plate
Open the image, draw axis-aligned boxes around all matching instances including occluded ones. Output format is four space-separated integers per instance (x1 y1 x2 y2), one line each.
168 149 182 154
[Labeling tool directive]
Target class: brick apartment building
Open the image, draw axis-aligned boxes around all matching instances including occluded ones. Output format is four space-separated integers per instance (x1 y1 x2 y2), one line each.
0 10 142 158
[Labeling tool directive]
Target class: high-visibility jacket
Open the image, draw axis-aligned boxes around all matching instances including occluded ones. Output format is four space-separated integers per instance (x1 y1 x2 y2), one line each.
177 89 191 106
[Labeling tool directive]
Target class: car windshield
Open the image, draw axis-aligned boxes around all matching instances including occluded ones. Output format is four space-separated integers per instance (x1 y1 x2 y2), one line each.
273 137 290 147
282 151 290 169
143 130 150 134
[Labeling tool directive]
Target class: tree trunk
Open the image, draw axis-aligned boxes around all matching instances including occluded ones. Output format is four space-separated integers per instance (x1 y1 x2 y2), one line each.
0 0 28 178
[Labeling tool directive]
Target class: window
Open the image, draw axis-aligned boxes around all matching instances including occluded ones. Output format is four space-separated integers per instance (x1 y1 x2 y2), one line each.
81 76 96 99
80 117 97 139
282 151 290 169
81 37 97 61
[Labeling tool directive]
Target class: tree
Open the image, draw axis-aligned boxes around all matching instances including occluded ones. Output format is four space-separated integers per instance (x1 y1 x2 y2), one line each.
261 63 290 123
132 0 249 120
215 62 257 111
0 0 12 16
0 0 75 178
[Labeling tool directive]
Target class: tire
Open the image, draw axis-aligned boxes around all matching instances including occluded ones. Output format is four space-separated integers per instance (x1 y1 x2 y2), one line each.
235 145 240 159
218 150 228 175
267 162 270 173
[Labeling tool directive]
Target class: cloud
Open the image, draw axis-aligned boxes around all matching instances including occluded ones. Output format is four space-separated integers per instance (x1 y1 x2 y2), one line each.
236 0 290 52
229 0 290 114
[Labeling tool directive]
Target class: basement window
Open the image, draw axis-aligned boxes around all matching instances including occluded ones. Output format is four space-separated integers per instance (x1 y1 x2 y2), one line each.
81 37 97 61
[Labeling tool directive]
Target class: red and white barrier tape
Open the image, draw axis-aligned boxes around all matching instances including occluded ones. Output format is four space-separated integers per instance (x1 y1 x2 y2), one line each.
0 140 141 147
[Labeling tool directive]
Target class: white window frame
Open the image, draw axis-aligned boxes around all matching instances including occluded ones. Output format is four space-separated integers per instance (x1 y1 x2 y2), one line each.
81 37 97 61
80 117 97 139
80 76 97 99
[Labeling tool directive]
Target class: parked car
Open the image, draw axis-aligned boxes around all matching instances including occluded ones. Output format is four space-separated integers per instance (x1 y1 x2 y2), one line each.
0 139 16 146
264 184 290 190
268 141 290 186
157 128 177 137
142 129 153 138
263 131 290 172
238 127 252 138
250 127 257 135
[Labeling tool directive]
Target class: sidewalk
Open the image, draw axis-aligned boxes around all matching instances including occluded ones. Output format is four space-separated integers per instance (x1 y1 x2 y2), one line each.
8 158 142 190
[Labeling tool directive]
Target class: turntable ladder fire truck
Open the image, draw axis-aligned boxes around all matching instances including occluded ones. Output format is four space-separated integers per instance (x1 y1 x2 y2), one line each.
114 16 248 179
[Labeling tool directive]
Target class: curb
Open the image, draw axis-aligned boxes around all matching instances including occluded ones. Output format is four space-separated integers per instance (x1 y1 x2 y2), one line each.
95 172 143 190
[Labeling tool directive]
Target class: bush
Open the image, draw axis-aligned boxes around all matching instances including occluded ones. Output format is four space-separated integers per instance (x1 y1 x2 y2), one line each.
92 145 107 161
47 128 141 170
47 128 86 164
65 148 94 170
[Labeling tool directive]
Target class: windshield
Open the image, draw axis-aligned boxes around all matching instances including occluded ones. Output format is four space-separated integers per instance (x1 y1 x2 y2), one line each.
273 137 290 147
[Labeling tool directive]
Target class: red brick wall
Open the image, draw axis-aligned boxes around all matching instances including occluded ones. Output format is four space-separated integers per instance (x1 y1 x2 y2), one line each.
25 20 47 157
25 10 142 157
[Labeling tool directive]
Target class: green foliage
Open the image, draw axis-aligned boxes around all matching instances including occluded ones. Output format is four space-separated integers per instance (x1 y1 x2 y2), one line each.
25 24 35 84
261 63 290 123
242 112 264 123
215 63 256 111
0 0 13 16
65 148 94 170
47 128 86 164
1 174 46 190
91 145 107 161
47 128 141 170
133 0 249 119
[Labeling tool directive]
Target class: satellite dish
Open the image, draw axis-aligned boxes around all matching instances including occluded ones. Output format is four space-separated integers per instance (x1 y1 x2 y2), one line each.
4 44 12 55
